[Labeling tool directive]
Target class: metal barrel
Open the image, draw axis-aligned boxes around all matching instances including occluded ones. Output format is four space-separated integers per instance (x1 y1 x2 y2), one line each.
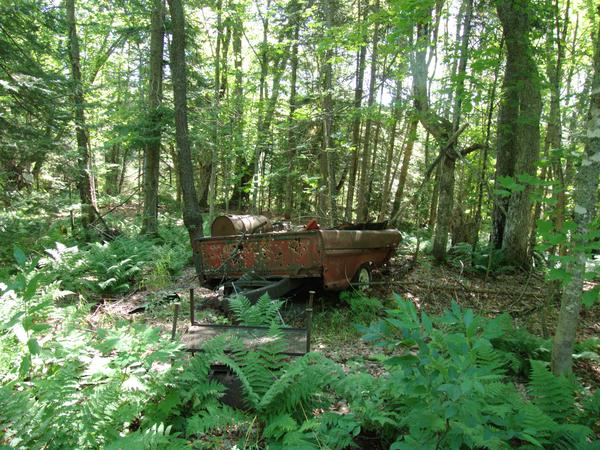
211 214 273 237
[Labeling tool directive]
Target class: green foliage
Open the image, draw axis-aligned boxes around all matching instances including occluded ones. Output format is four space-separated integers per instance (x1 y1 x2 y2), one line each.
352 295 596 449
1 250 598 450
229 294 284 326
213 330 356 448
340 290 384 324
448 242 515 275
0 254 184 449
316 291 384 344
38 224 190 297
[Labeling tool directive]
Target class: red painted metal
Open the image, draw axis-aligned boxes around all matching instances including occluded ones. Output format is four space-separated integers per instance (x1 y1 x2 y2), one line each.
193 228 401 290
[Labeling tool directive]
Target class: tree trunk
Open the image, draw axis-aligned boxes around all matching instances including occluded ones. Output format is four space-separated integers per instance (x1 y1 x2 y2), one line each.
66 0 97 229
357 0 380 222
411 0 475 261
551 13 600 375
208 0 223 222
494 0 542 268
141 0 165 236
231 14 244 211
285 7 300 217
546 0 568 255
391 116 418 220
473 52 501 247
379 81 402 221
169 144 182 207
105 144 121 196
167 0 204 253
249 1 272 212
431 0 474 261
319 0 338 225
344 0 367 222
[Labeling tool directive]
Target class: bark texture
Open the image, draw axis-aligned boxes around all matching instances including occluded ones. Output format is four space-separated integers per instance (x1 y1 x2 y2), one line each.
285 6 300 217
167 0 204 247
357 0 380 222
141 0 165 236
551 13 600 375
66 0 97 228
493 0 542 268
344 1 367 222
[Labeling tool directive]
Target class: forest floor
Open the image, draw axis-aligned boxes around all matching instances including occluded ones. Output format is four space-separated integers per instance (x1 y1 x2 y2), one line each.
90 254 600 389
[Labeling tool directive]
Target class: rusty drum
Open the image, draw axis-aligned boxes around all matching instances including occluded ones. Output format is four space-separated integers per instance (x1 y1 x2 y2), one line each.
211 215 273 237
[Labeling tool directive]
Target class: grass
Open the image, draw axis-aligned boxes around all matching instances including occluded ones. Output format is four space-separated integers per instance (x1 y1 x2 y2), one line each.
314 291 386 344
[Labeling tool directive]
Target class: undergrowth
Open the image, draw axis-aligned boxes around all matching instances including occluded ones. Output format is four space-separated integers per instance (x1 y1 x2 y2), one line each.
1 252 598 449
315 291 384 343
15 221 191 298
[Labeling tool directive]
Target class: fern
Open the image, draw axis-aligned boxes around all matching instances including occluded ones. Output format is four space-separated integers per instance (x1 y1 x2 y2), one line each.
105 423 189 450
263 413 298 439
229 293 283 326
186 404 248 436
581 390 600 433
528 360 576 421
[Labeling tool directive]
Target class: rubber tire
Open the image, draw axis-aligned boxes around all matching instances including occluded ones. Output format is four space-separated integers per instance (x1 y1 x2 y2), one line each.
352 264 372 292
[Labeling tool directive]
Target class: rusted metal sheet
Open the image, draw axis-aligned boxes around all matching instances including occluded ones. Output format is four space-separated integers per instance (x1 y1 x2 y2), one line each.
319 230 401 290
193 231 323 280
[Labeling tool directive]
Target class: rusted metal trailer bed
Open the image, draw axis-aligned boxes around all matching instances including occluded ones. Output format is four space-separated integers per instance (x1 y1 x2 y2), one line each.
192 226 401 292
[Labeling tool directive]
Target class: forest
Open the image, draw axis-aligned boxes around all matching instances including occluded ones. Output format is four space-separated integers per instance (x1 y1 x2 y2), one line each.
1 0 600 447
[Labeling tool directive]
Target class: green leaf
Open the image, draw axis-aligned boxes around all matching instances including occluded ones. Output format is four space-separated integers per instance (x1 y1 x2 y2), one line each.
463 309 474 329
27 337 40 355
13 246 26 266
19 354 31 377
421 310 433 333
536 219 554 235
547 268 571 283
582 287 599 308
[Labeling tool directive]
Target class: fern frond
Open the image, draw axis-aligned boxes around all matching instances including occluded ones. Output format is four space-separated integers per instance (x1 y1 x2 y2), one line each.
263 413 298 439
528 360 575 421
186 403 248 436
550 423 593 450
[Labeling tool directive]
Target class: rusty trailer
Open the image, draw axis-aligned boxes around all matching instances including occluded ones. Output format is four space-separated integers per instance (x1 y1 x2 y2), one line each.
192 216 401 297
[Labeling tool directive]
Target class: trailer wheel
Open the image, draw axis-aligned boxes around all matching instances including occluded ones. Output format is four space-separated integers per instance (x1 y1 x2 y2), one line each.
352 264 372 292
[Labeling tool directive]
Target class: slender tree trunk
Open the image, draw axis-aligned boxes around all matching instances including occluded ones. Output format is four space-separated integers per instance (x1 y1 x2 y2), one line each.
118 148 130 195
431 0 473 261
66 0 97 229
250 1 272 212
473 51 501 247
344 1 367 222
319 0 338 224
105 144 121 196
366 65 387 213
345 59 367 218
429 165 440 228
547 0 569 255
169 144 182 207
379 81 402 221
285 7 300 217
357 0 380 222
230 13 245 210
251 52 289 212
209 0 223 222
552 14 600 375
411 0 476 261
141 0 165 236
391 116 418 220
167 0 204 258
